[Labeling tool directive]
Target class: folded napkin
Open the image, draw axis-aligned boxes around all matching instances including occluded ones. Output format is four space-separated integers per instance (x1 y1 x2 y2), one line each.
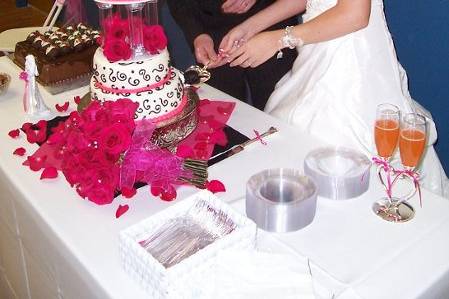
193 249 315 299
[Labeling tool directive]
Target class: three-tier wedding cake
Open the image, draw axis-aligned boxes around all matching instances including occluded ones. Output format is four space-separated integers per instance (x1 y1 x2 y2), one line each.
90 0 186 122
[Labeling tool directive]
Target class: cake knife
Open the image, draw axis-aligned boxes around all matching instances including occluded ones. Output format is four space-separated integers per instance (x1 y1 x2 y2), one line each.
208 127 278 165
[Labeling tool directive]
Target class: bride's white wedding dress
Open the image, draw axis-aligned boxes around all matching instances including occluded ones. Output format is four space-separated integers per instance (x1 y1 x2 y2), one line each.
265 0 449 197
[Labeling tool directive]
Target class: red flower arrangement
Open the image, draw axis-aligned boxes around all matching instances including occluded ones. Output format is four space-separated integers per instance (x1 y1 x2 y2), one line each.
101 14 168 62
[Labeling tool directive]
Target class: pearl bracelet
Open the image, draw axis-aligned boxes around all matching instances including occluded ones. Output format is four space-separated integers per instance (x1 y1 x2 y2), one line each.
277 26 304 59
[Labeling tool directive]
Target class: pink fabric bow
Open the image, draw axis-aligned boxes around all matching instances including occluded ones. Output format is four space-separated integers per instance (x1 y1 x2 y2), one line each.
119 120 191 193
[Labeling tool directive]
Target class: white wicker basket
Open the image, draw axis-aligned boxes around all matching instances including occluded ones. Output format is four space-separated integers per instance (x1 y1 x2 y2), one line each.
119 190 257 298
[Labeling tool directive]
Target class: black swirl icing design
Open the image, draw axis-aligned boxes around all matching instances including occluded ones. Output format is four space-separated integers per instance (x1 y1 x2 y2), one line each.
91 49 185 120
138 69 151 81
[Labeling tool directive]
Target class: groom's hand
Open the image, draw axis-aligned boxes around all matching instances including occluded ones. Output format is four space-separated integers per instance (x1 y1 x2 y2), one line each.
193 34 218 66
222 0 256 14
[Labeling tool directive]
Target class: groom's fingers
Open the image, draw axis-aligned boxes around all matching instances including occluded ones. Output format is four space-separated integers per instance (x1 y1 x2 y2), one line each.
222 0 240 12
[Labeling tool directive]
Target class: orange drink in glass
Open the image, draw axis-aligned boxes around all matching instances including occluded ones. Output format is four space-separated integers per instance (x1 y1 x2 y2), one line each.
399 113 427 169
374 104 400 160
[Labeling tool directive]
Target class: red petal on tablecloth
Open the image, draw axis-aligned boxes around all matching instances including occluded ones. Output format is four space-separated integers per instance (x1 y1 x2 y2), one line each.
115 204 129 218
150 184 161 197
74 96 81 105
160 185 177 201
25 155 47 172
8 129 20 138
23 120 47 144
206 180 226 193
40 167 58 179
121 187 136 199
55 101 70 112
13 147 26 156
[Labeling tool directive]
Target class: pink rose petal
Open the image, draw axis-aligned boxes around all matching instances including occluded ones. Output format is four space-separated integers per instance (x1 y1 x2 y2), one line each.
160 185 177 201
150 184 162 197
55 101 69 112
206 180 226 193
13 147 26 156
115 204 129 218
40 167 58 179
121 187 136 199
26 155 47 171
8 129 20 138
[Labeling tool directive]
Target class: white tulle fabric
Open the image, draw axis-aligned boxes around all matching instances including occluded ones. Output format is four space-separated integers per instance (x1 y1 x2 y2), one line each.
265 0 449 197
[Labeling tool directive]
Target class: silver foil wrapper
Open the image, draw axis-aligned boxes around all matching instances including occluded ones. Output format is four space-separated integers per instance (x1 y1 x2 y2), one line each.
304 146 371 200
246 169 318 233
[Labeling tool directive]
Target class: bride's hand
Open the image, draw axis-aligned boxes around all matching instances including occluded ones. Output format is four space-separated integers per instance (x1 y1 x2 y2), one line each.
219 23 254 55
228 31 282 68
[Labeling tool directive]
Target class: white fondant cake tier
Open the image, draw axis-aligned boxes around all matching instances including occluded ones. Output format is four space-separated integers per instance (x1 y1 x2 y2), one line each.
92 48 171 89
91 48 185 121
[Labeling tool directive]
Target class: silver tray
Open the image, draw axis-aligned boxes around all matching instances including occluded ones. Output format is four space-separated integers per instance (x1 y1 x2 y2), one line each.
151 87 199 149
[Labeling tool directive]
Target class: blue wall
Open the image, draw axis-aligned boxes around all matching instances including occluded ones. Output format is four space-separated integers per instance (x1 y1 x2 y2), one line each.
384 1 449 172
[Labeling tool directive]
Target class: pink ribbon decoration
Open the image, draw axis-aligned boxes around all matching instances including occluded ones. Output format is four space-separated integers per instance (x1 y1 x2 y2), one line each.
93 68 173 94
253 129 267 145
19 71 29 113
393 168 422 207
119 119 192 192
372 157 395 199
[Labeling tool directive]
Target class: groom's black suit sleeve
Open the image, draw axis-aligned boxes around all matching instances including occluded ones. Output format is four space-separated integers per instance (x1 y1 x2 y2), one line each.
166 0 205 50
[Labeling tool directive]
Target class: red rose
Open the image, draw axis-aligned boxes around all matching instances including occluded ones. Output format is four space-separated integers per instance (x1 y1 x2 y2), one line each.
85 182 115 205
143 25 167 54
103 39 132 62
102 14 128 39
98 123 132 155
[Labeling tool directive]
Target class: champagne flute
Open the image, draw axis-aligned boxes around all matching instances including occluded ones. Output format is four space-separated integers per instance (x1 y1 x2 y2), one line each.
374 103 400 161
399 113 427 171
392 113 427 221
372 104 402 221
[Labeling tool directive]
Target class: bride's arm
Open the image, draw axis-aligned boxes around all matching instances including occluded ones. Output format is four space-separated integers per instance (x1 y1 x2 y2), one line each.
219 0 307 52
291 0 371 45
228 0 371 68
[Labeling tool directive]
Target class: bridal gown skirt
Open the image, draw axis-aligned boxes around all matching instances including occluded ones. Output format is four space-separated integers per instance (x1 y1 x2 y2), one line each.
265 0 449 197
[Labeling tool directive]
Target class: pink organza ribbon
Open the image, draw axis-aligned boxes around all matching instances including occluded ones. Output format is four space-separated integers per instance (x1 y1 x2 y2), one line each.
119 119 190 191
394 168 422 207
372 157 395 199
372 157 422 206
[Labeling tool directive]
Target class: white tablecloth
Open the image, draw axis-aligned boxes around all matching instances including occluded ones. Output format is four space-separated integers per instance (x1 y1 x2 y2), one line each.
0 56 449 299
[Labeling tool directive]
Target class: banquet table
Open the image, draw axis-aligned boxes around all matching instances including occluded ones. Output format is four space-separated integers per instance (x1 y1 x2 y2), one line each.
1 55 449 299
